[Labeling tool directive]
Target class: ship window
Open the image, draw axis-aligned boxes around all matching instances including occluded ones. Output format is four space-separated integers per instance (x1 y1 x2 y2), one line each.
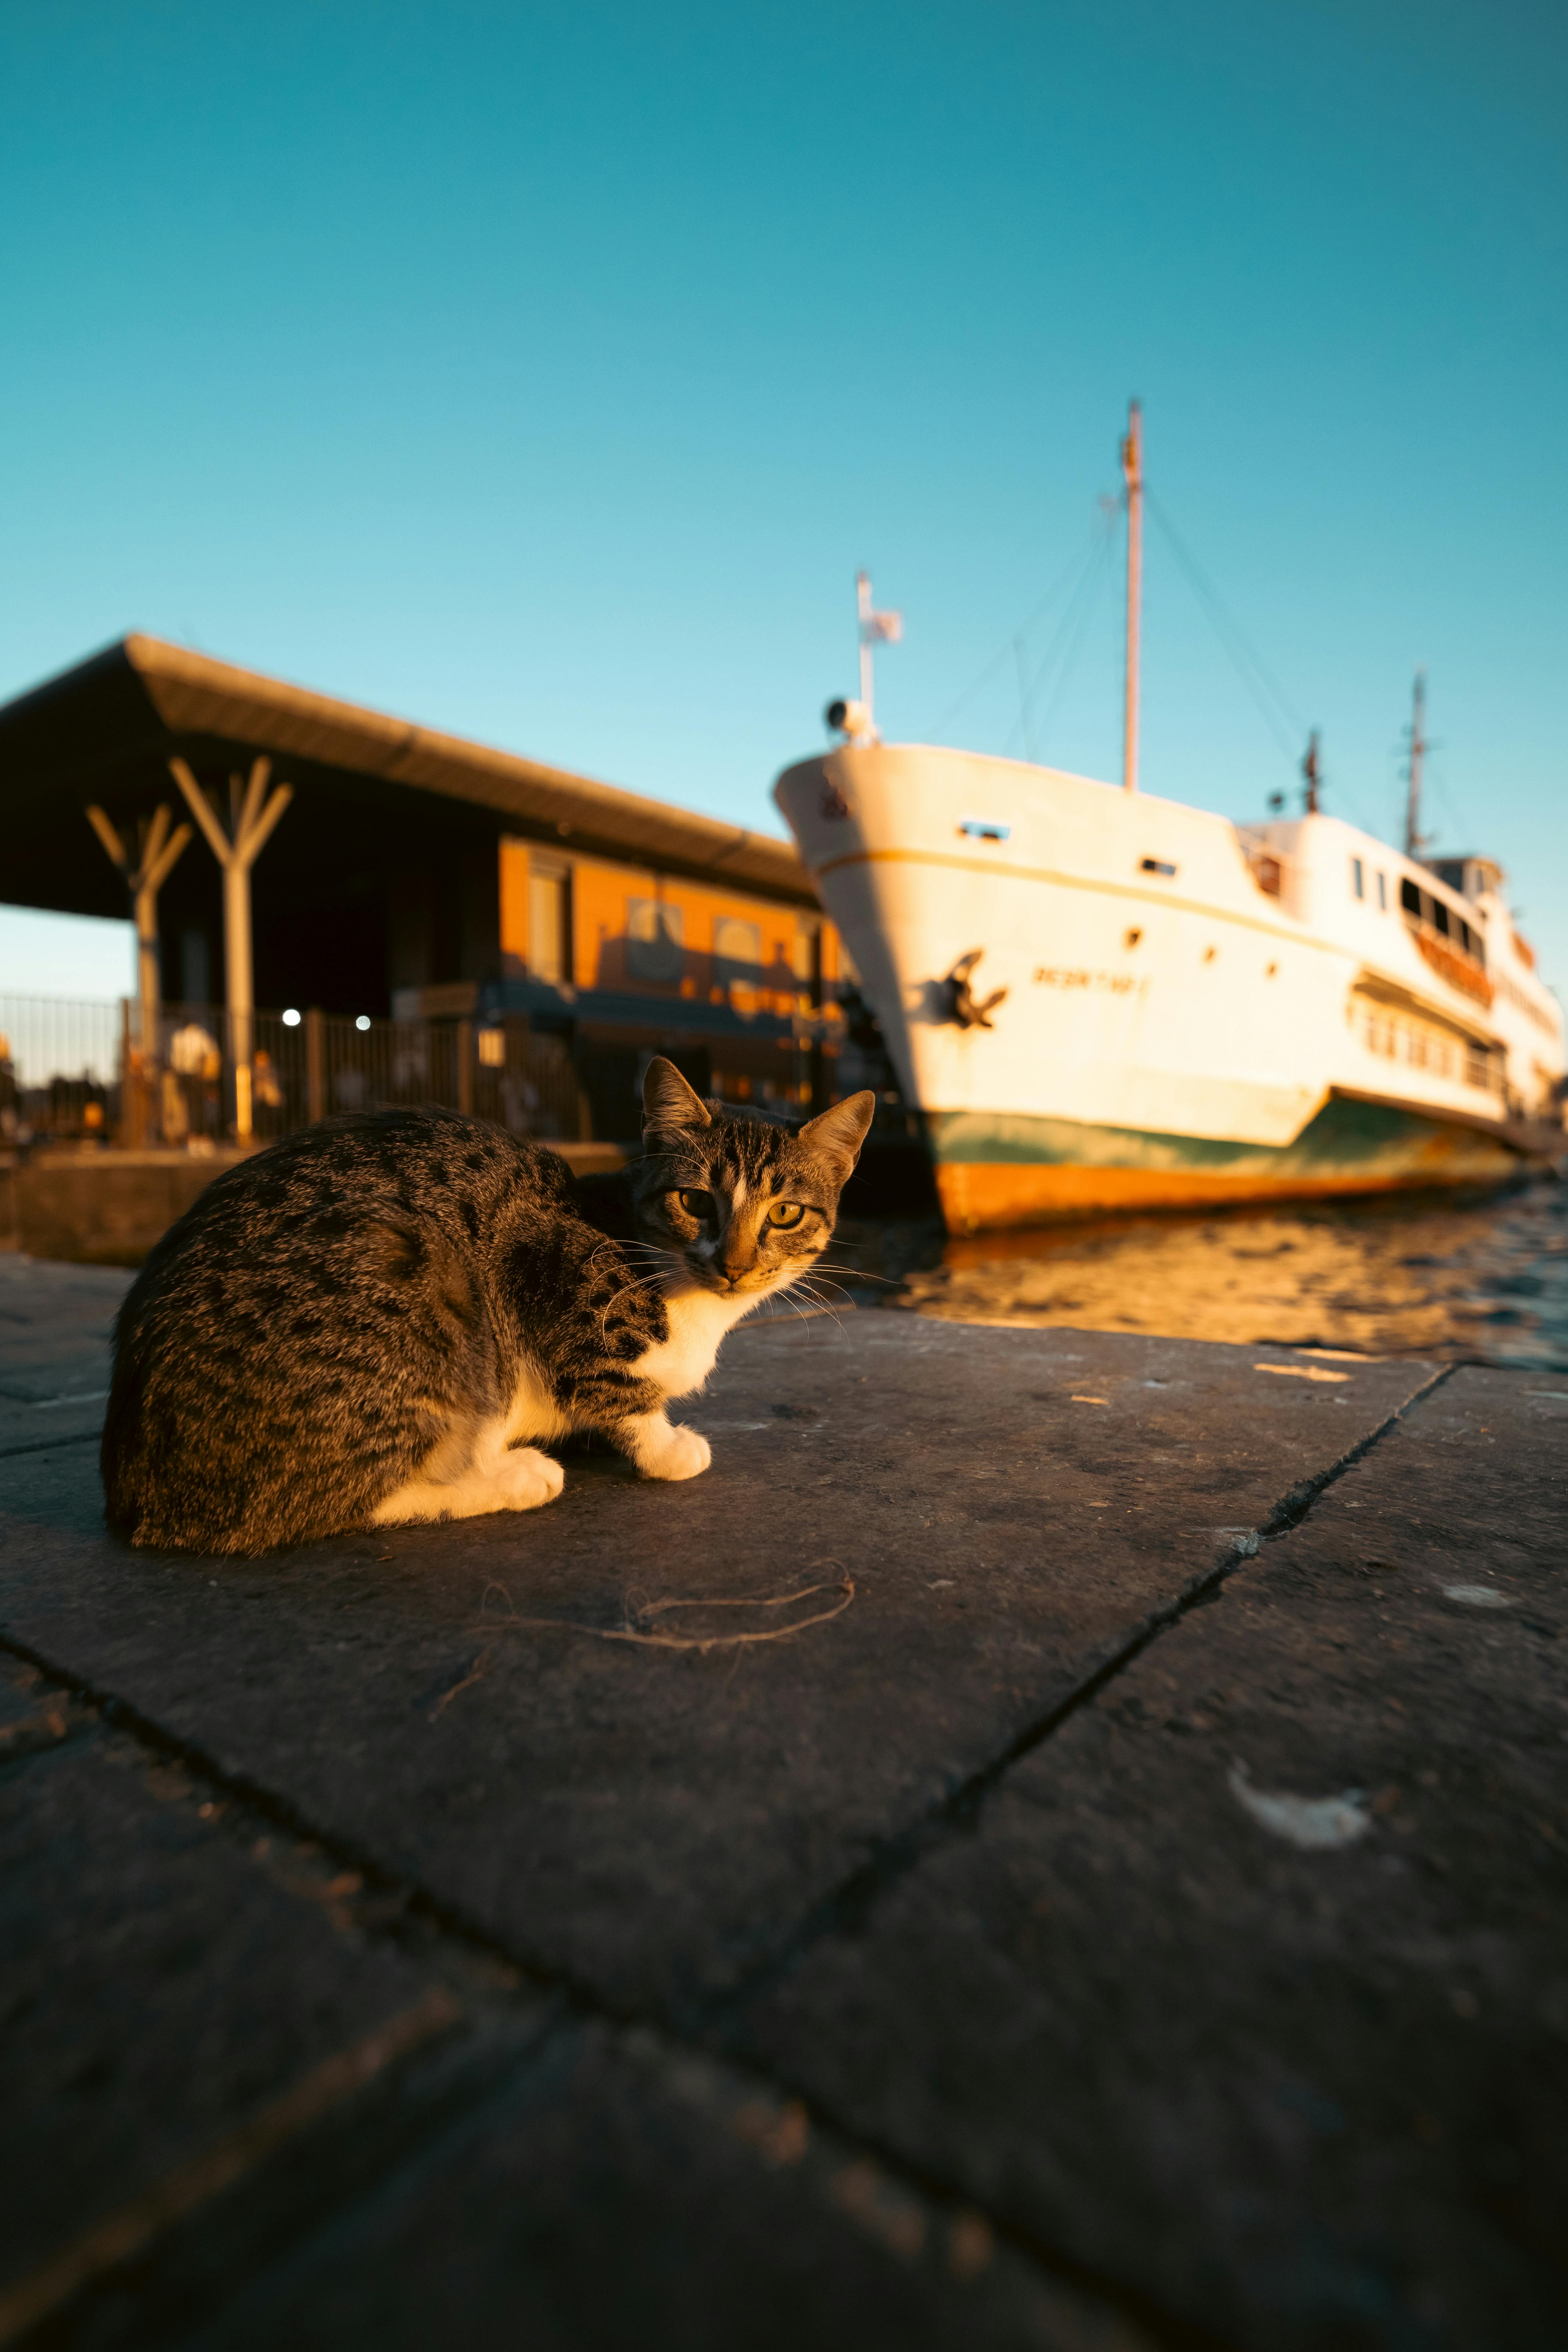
1351 857 1364 899
960 818 1011 841
1139 857 1177 877
1430 899 1450 938
1400 877 1422 917
1124 927 1142 949
1376 872 1387 910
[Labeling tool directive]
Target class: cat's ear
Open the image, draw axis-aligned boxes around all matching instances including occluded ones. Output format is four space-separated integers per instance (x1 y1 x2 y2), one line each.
798 1090 876 1173
642 1056 712 1133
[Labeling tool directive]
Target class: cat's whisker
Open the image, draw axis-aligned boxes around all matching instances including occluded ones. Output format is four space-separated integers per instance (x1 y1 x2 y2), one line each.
777 1275 851 1334
772 1289 832 1334
798 1269 855 1298
790 1268 854 1303
593 1272 666 1334
816 1259 898 1286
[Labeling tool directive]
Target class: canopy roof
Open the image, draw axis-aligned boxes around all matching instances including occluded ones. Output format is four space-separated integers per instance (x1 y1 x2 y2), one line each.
0 634 813 916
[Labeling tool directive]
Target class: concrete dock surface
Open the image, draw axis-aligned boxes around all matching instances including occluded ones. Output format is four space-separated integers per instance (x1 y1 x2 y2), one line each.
1 1252 1564 2349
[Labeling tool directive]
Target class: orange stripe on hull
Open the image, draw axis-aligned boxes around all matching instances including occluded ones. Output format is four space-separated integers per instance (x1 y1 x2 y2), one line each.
934 1152 1514 1234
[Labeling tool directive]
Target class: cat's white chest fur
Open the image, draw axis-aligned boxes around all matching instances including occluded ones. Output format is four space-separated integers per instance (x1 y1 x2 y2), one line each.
637 1284 760 1398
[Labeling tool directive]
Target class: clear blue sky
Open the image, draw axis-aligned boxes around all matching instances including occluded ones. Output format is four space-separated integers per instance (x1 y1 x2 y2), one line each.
2 0 1563 1001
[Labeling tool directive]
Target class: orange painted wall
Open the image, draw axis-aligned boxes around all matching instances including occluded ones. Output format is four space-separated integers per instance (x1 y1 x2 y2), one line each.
498 838 841 1007
498 838 531 967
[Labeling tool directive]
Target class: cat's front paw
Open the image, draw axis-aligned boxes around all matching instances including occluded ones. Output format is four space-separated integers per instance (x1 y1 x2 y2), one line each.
642 1423 712 1482
496 1446 566 1510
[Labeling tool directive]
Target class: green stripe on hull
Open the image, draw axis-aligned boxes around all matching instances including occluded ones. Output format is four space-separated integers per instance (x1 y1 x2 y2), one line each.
926 1095 1519 1182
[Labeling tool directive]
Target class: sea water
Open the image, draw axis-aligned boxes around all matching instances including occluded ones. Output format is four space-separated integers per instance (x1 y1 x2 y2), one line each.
834 1179 1568 1371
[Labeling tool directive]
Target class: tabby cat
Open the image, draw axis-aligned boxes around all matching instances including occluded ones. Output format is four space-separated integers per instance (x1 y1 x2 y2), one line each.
101 1058 874 1555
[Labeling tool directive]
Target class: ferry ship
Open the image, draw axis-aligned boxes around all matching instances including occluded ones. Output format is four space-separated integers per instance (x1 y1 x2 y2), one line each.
774 411 1566 1233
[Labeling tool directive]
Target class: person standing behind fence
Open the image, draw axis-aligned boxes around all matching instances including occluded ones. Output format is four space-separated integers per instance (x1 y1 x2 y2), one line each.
170 1021 222 1143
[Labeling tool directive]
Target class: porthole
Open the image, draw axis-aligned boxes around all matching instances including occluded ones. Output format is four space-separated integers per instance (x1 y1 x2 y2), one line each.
1265 961 1278 978
1203 946 1217 963
1125 927 1143 949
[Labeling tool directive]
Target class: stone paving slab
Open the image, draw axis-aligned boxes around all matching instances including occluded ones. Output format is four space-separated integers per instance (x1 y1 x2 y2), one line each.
0 1650 484 2342
0 1660 1141 2352
724 1369 1568 2351
148 2018 1147 2352
0 1258 126 1454
8 1259 1558 2349
0 1316 1435 2019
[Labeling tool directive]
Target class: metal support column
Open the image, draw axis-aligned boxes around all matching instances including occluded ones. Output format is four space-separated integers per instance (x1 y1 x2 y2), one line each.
170 757 293 1143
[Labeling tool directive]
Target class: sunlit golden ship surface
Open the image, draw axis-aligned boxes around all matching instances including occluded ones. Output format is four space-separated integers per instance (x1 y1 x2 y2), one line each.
775 740 1565 1234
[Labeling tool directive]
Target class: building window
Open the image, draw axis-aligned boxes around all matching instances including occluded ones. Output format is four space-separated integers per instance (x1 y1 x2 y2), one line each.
529 864 570 985
1351 857 1364 900
713 916 762 985
626 897 685 983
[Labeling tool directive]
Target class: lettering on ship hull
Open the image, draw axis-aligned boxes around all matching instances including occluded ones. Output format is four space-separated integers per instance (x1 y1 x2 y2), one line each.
1032 968 1144 995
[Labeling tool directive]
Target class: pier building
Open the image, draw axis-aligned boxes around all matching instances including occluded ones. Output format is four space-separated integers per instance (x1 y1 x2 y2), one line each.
0 635 851 1139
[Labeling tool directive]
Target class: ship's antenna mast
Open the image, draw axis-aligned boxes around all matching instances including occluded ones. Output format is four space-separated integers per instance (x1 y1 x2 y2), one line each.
1404 669 1427 857
1121 400 1143 794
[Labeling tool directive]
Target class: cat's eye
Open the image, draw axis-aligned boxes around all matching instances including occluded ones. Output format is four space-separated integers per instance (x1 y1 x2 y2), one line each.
676 1189 713 1221
765 1201 806 1229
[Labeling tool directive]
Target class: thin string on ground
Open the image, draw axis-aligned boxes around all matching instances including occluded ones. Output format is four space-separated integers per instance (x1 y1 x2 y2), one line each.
473 1568 855 1656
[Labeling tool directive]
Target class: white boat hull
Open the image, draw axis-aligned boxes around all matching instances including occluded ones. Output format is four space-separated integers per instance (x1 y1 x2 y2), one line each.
775 744 1564 1230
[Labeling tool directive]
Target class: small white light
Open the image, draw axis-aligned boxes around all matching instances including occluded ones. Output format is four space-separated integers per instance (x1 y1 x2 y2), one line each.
281 1008 302 1028
355 1015 371 1032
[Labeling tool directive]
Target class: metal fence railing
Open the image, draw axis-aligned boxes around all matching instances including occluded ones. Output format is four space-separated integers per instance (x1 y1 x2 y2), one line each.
0 995 125 1143
0 997 585 1152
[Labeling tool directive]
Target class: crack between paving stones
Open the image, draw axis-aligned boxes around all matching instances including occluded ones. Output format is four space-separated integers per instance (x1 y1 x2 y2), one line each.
0 1626 1215 2352
0 1429 102 1462
699 1359 1460 2018
0 1365 1451 2352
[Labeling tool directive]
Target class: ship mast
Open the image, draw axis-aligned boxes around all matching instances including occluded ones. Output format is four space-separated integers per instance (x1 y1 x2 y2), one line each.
1404 669 1427 857
1302 729 1321 814
1121 400 1143 794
